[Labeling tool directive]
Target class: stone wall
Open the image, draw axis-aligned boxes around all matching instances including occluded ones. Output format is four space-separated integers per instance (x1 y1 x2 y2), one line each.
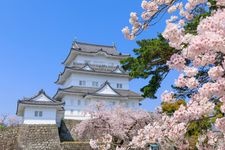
61 142 92 150
17 125 61 150
0 126 20 150
0 123 95 150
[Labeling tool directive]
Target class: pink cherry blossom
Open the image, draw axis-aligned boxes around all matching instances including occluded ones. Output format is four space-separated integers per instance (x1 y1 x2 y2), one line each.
167 54 185 70
184 67 198 77
161 91 175 103
208 66 224 80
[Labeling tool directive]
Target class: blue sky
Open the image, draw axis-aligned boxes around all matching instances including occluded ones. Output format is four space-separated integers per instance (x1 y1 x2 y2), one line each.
0 0 178 114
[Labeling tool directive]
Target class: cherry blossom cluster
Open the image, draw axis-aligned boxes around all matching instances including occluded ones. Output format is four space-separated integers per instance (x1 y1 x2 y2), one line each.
215 118 225 134
175 74 199 89
217 0 225 6
0 114 20 127
166 54 186 70
75 105 157 149
161 90 175 103
184 66 198 77
122 0 174 39
174 94 215 122
89 134 112 150
196 131 225 150
122 0 225 40
130 115 189 149
208 66 224 80
219 96 225 113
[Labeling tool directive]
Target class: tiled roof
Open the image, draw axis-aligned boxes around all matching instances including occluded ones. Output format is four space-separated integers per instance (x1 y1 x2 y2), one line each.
18 100 64 106
69 63 128 74
54 82 143 100
16 90 64 116
55 63 130 85
74 41 120 56
18 89 64 106
62 41 130 65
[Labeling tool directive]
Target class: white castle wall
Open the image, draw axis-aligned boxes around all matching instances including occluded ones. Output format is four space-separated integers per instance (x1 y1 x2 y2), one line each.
72 55 121 67
23 107 57 125
63 73 129 89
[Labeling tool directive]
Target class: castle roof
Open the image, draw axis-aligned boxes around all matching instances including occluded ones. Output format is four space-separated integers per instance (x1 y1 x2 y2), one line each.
74 41 120 55
16 90 64 116
55 63 130 84
72 63 127 73
63 41 130 65
54 81 143 100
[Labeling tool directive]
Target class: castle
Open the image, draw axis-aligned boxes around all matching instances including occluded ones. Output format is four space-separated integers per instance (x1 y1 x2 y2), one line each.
16 41 143 127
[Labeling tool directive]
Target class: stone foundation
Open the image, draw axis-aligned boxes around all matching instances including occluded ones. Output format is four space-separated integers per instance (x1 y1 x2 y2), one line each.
61 142 92 150
17 125 61 150
0 127 20 150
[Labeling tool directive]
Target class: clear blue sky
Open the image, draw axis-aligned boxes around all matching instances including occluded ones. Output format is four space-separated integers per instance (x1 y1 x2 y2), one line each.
0 0 178 114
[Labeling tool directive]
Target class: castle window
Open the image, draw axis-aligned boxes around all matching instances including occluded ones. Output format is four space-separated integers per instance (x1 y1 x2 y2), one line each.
39 111 43 117
92 81 98 87
78 100 81 105
34 111 43 117
79 80 86 86
35 111 38 117
116 83 122 89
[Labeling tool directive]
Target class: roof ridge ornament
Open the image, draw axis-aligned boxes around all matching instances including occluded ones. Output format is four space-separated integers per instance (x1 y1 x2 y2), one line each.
105 80 110 85
72 38 79 49
39 89 45 94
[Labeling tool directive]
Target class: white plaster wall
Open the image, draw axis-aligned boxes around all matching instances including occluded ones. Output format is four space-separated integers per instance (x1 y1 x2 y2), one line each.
89 98 140 109
72 55 120 66
62 95 90 120
63 73 129 89
23 107 57 125
63 95 86 109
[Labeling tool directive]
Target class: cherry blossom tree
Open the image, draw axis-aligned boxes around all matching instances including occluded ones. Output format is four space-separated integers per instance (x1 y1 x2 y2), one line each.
0 114 20 129
74 105 158 149
120 0 225 149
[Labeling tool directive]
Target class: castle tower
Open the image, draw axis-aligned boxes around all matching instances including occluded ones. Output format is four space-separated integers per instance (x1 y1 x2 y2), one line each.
54 41 143 120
